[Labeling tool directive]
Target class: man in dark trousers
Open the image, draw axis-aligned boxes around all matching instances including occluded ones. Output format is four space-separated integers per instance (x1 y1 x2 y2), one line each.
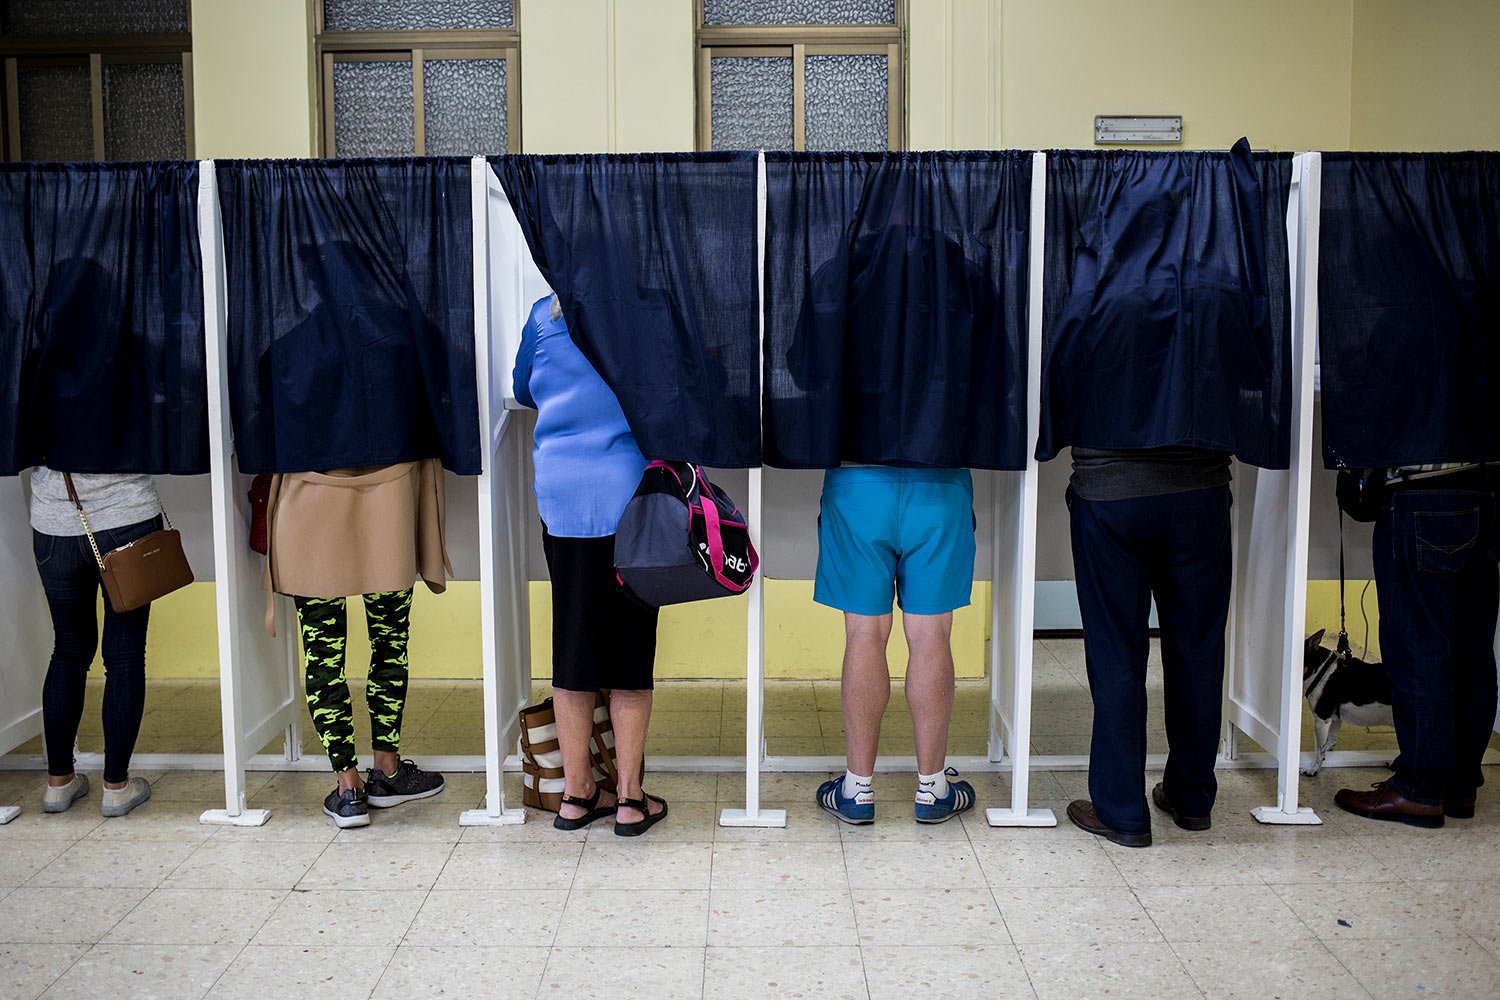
1336 463 1499 827
1064 446 1234 848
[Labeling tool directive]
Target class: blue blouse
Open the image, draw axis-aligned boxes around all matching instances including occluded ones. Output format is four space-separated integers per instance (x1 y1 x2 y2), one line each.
513 296 647 538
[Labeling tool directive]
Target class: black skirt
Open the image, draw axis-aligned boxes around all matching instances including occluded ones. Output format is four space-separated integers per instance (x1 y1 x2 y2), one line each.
541 526 659 692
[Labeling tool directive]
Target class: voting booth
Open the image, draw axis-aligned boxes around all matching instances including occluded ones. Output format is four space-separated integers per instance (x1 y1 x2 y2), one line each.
0 162 216 824
5 146 1495 834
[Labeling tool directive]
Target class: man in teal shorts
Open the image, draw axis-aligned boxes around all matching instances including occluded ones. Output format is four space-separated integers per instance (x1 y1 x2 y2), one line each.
814 467 978 824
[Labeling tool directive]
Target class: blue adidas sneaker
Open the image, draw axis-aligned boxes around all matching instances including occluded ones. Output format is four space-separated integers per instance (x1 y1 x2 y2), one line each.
914 768 976 824
817 776 874 825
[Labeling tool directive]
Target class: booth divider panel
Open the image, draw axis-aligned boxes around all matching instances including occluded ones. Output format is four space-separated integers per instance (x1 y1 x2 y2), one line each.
0 479 50 758
200 162 299 825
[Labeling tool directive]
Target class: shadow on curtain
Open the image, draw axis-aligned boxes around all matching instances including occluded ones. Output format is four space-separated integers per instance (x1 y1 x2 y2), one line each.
218 158 480 475
0 162 206 476
1038 140 1294 469
491 153 761 469
763 151 1032 470
1318 152 1500 469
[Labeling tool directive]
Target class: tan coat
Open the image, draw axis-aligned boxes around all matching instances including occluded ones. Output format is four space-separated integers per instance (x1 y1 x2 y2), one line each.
262 460 451 634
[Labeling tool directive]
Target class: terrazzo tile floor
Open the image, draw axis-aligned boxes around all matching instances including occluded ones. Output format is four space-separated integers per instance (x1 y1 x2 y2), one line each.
4 639 1499 997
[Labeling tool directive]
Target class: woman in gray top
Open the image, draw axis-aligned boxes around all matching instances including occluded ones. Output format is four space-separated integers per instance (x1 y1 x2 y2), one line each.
29 466 162 817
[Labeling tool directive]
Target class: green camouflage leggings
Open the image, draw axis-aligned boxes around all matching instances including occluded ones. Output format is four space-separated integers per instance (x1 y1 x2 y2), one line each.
294 589 413 774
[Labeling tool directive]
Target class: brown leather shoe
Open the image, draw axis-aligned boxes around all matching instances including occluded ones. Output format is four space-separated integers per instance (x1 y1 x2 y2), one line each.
1066 799 1152 848
1445 800 1476 820
1152 782 1211 831
1334 781 1444 829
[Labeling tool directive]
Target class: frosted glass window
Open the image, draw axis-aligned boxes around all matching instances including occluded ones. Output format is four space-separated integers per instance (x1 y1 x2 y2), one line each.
17 65 93 162
710 56 793 151
324 0 514 31
103 62 186 161
423 58 507 155
703 0 894 26
805 54 888 151
0 0 189 34
333 61 415 157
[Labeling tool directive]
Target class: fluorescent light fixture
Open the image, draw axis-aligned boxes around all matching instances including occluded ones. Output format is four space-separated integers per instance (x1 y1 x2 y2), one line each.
1095 115 1183 144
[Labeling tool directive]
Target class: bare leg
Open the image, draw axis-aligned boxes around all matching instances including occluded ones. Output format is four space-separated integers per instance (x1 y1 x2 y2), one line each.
336 766 363 793
554 688 615 821
903 612 955 776
842 613 894 776
609 688 662 824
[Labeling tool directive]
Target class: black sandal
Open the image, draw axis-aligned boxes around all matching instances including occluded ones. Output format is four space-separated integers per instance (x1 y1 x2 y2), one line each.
553 785 616 831
614 793 668 837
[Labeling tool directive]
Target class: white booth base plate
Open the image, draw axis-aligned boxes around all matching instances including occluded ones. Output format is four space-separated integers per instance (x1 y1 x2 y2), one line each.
459 807 526 826
1252 805 1322 825
719 807 788 828
199 808 272 827
0 804 19 825
986 807 1058 827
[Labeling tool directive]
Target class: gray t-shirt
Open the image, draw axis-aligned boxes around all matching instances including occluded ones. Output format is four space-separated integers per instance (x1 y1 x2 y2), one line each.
1069 447 1232 502
29 466 161 537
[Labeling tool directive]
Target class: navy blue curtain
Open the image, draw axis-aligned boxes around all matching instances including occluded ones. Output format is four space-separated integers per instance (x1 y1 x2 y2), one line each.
219 159 481 475
0 162 206 476
1038 141 1293 469
763 151 1032 470
492 153 760 469
1318 152 1500 469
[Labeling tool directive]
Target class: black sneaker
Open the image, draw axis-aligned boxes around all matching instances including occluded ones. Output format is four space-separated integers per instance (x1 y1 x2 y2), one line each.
323 786 371 829
365 759 445 808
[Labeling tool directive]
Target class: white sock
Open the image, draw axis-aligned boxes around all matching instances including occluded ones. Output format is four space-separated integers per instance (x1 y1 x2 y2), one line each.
842 770 874 803
916 769 949 804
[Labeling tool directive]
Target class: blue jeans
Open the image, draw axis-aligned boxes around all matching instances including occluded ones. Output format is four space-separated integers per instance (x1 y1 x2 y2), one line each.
33 517 160 783
1373 471 1500 805
1070 485 1233 834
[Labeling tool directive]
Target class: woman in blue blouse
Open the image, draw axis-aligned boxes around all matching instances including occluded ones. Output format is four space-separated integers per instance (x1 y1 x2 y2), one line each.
514 294 667 836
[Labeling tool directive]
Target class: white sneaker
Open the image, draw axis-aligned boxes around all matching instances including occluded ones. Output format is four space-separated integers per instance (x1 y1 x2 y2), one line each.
42 774 89 813
100 777 151 817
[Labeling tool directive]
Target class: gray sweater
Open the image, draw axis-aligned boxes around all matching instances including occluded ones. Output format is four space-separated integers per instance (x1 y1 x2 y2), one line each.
29 466 161 536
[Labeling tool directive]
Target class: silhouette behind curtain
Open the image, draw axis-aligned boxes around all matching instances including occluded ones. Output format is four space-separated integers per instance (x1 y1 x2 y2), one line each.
219 158 480 475
763 151 1032 470
0 162 206 476
1038 141 1293 470
1318 152 1500 469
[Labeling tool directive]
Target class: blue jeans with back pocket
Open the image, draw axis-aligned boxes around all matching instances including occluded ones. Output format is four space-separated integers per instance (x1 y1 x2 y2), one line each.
1373 472 1500 805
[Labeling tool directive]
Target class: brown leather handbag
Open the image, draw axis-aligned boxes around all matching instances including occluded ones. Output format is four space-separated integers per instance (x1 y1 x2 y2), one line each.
64 474 194 613
518 694 617 812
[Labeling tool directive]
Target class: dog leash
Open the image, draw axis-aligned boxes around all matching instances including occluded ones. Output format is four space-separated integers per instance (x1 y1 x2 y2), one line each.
1336 508 1352 660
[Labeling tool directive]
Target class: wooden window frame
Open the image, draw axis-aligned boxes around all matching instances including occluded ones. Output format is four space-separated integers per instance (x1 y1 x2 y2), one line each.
694 0 905 152
1 18 194 162
314 0 521 157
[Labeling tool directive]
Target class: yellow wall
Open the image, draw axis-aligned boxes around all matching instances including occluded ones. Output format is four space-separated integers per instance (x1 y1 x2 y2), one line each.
1306 580 1381 658
996 0 1354 151
1350 0 1500 150
518 0 695 153
190 0 317 158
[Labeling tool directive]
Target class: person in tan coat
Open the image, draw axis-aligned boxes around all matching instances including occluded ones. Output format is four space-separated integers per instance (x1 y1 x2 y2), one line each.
264 459 450 828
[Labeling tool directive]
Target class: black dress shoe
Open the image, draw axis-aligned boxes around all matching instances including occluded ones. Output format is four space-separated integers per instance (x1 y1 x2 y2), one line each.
1152 782 1211 831
1066 799 1152 848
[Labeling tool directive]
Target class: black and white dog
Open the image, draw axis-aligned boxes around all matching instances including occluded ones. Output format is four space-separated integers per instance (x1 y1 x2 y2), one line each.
1302 629 1394 776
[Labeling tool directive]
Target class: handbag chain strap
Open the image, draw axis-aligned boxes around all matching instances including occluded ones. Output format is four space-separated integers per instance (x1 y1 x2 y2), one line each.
62 472 173 572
